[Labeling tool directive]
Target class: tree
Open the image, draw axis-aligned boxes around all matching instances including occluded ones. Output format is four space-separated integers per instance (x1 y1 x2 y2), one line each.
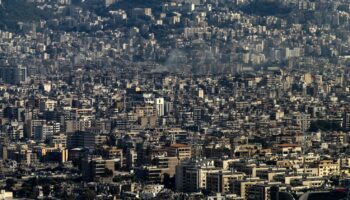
62 190 75 200
5 179 16 191
308 120 342 132
240 0 292 17
53 184 62 198
102 168 114 177
163 173 175 189
30 186 40 199
109 185 119 196
78 189 96 200
42 184 51 197
0 0 53 30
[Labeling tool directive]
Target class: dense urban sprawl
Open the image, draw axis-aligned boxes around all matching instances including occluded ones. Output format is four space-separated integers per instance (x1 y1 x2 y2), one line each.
1 0 350 199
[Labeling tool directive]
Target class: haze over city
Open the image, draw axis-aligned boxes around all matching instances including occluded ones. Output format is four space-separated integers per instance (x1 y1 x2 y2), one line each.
1 0 350 199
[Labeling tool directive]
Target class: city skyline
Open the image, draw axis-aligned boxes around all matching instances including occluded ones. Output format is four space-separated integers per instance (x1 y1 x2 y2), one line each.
0 0 350 200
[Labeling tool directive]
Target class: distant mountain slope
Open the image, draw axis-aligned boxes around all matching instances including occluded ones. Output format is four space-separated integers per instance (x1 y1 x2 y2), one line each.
0 0 51 30
241 0 292 16
108 0 163 13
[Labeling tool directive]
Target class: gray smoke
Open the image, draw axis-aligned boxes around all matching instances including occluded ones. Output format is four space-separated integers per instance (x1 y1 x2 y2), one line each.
165 49 187 73
153 44 224 75
152 49 188 73
192 43 219 75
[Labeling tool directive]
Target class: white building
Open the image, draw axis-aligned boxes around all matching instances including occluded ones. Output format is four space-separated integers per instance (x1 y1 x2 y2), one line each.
155 97 165 116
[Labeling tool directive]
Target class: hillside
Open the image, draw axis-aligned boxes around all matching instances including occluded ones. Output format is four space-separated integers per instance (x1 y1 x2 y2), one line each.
241 0 292 17
0 0 51 30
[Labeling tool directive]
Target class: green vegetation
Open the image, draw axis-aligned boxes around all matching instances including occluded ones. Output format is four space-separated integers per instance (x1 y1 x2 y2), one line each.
5 178 16 191
108 0 164 15
78 189 96 200
42 184 51 197
241 0 292 16
0 0 51 30
308 120 342 132
109 0 162 10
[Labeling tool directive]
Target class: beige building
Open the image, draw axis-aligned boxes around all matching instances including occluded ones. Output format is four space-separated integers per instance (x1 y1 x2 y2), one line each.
247 183 284 200
301 178 325 188
303 73 313 85
154 156 179 177
206 170 245 194
81 156 115 181
214 158 239 170
167 143 191 161
318 160 340 176
230 178 265 199
272 144 302 157
0 190 13 200
38 146 69 163
175 159 216 192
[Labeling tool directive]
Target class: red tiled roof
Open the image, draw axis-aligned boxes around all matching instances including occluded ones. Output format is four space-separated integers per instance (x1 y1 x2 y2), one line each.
170 143 190 148
275 144 300 148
